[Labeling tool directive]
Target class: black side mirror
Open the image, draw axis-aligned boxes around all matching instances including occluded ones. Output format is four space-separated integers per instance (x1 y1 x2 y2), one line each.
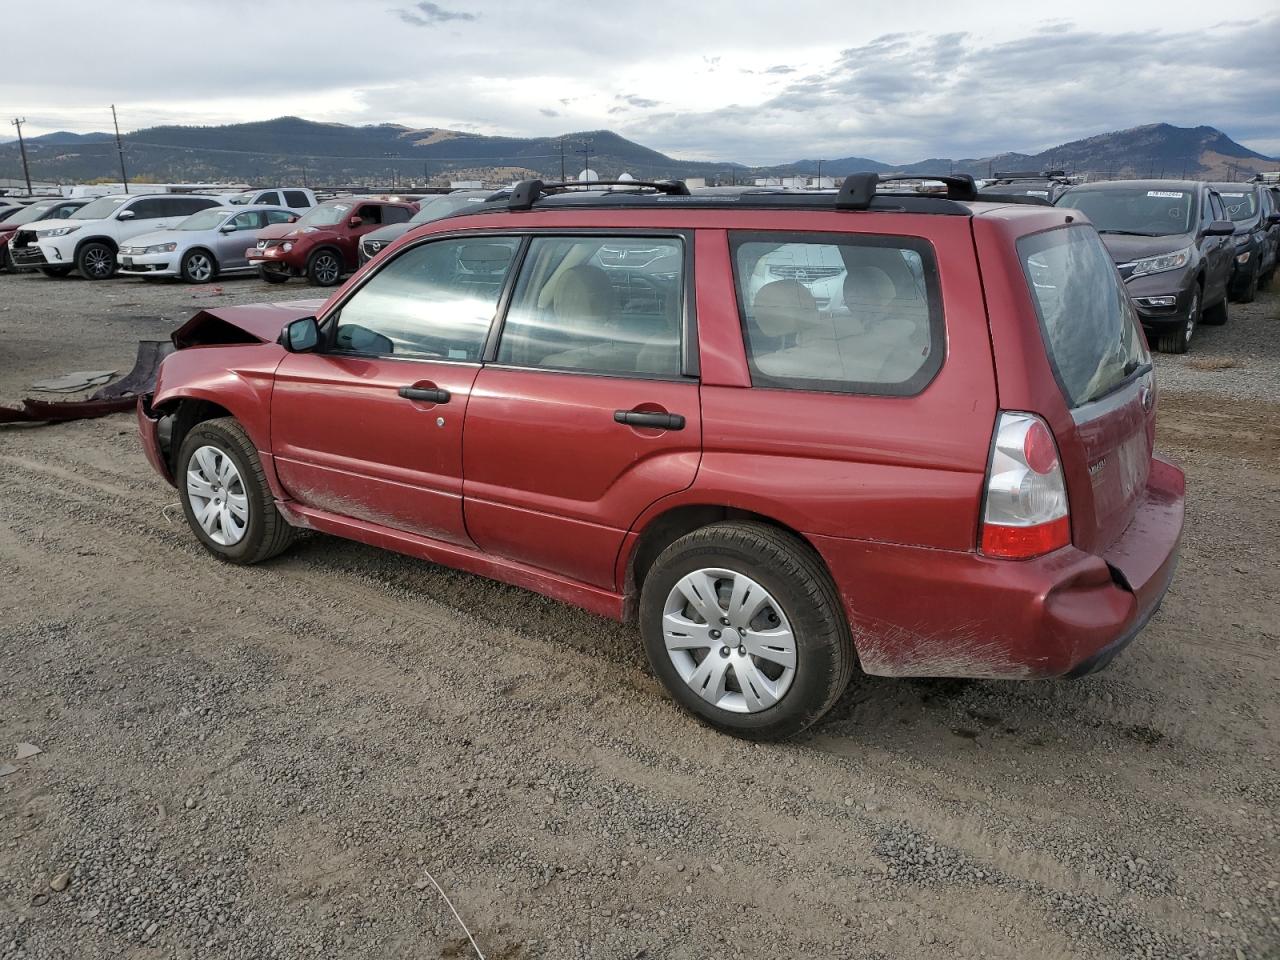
1268 213 1280 225
280 316 320 353
1203 220 1235 237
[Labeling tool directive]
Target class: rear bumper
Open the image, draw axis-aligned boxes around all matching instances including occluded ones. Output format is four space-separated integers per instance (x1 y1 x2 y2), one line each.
811 455 1185 679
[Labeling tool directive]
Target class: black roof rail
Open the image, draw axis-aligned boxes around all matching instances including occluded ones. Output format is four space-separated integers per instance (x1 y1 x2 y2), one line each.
508 178 690 211
837 172 978 207
977 193 1054 207
992 169 1068 181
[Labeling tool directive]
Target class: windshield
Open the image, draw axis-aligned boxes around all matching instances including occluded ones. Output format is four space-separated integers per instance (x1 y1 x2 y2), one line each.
1056 187 1194 236
71 196 130 220
409 194 487 224
7 201 68 225
176 208 232 231
296 201 352 227
1214 190 1258 222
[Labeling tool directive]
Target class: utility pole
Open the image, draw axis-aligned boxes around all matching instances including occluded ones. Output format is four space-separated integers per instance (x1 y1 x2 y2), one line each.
559 137 566 182
10 118 33 195
577 139 593 180
111 105 129 193
815 159 822 187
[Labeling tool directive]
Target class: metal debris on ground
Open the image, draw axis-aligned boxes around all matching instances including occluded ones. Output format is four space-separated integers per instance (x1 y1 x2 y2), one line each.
30 371 116 393
0 341 172 424
15 743 41 760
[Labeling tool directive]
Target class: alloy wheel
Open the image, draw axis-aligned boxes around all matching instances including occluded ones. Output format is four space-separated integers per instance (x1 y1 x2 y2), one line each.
662 568 797 713
83 247 113 278
314 254 340 284
185 445 249 546
187 253 213 282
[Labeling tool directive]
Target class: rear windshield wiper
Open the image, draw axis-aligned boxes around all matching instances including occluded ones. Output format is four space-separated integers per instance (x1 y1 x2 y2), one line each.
1096 229 1159 237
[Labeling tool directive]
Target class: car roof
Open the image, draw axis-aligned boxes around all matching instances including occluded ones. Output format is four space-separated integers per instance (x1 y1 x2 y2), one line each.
1060 179 1203 193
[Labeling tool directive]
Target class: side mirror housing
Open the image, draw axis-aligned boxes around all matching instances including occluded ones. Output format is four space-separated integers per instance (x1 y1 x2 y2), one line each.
1268 213 1280 225
218 224 236 233
348 216 363 228
1204 219 1235 237
280 316 320 353
117 209 135 221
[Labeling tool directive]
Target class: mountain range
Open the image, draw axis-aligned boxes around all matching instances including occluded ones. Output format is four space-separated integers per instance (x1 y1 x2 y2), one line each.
1 118 1274 187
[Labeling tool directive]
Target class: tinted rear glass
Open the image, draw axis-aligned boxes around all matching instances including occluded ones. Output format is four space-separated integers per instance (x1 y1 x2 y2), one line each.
730 232 943 395
1019 225 1150 408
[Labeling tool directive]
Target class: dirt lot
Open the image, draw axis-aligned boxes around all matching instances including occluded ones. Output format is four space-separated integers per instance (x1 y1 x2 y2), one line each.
1 268 1278 960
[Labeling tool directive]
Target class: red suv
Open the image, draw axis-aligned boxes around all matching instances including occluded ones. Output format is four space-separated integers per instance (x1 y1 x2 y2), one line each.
249 197 418 286
138 176 1185 740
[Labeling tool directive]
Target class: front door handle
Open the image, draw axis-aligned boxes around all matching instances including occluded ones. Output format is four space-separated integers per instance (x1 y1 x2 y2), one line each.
398 385 450 403
614 409 685 430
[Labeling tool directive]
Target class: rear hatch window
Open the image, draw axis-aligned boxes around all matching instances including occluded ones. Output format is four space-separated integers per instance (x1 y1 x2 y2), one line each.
1018 224 1155 552
1019 225 1149 408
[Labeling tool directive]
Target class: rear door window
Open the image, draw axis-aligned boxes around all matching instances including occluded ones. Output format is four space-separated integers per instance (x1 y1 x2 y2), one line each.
495 236 685 377
283 190 311 208
1018 225 1150 408
128 198 168 220
256 191 281 206
729 232 943 395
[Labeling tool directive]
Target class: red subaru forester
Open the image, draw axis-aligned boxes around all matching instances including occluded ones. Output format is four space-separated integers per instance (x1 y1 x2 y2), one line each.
138 175 1184 740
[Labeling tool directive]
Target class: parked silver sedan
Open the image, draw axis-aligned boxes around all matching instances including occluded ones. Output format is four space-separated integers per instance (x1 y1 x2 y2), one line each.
118 205 299 283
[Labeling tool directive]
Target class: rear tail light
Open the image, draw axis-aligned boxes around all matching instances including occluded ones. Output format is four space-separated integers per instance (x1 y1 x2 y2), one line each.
980 411 1070 559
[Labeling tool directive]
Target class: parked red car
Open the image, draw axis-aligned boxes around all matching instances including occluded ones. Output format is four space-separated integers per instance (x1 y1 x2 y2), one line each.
139 175 1184 740
248 197 417 286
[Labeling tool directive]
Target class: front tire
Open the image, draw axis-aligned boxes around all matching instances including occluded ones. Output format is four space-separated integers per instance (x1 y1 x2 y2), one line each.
1157 286 1200 353
180 248 218 284
38 265 73 278
639 521 854 740
259 266 290 284
77 241 116 280
177 418 295 565
306 249 343 286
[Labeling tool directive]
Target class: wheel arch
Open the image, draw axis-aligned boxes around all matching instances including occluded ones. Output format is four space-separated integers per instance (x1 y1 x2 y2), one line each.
619 502 830 623
74 234 118 256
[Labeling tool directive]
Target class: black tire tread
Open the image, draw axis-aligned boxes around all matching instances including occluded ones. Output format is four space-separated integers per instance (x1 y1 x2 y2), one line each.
178 417 295 565
643 520 854 740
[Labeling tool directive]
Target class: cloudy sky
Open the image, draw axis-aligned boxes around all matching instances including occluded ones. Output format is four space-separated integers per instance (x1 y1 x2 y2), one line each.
6 1 1279 163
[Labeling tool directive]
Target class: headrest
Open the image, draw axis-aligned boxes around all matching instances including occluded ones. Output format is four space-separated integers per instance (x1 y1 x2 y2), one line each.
844 266 896 309
458 242 514 275
552 264 613 320
752 279 817 338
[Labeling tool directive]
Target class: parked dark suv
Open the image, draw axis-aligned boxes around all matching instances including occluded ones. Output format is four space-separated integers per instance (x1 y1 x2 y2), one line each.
978 170 1072 203
138 174 1184 740
1210 182 1278 301
1054 180 1235 353
359 190 497 265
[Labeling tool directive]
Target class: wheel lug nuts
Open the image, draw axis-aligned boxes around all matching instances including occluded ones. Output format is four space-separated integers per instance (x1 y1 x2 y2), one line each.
737 645 747 656
720 617 730 626
719 646 730 657
710 629 721 639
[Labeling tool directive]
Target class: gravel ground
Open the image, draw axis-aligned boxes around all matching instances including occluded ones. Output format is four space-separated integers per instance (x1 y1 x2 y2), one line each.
1 268 1278 960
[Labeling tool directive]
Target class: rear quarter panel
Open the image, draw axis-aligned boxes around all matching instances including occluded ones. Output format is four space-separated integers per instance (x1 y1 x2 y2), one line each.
672 212 998 550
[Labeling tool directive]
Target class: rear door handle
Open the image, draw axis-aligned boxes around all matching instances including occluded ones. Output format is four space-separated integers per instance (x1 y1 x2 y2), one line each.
614 410 685 430
398 386 450 403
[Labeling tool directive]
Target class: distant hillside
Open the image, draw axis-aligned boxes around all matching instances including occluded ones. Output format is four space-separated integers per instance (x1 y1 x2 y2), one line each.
0 116 740 186
0 117 1273 187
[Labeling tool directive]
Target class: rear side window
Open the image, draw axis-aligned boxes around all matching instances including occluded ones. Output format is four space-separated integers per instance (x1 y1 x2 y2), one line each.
1019 225 1150 408
256 191 281 206
265 209 296 225
128 198 168 220
496 236 685 377
730 232 943 395
283 190 311 208
169 197 219 217
331 236 519 361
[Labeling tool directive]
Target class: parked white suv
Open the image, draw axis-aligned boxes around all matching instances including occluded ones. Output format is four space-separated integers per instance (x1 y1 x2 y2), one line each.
225 187 316 211
10 193 223 280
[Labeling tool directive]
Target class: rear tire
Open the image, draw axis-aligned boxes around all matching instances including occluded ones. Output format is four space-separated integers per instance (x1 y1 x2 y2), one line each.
306 249 343 286
639 521 854 741
180 248 218 284
176 417 295 565
76 241 116 281
1157 286 1199 353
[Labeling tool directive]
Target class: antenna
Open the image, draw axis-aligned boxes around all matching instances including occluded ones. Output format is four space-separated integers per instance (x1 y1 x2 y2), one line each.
10 118 33 195
111 105 129 194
